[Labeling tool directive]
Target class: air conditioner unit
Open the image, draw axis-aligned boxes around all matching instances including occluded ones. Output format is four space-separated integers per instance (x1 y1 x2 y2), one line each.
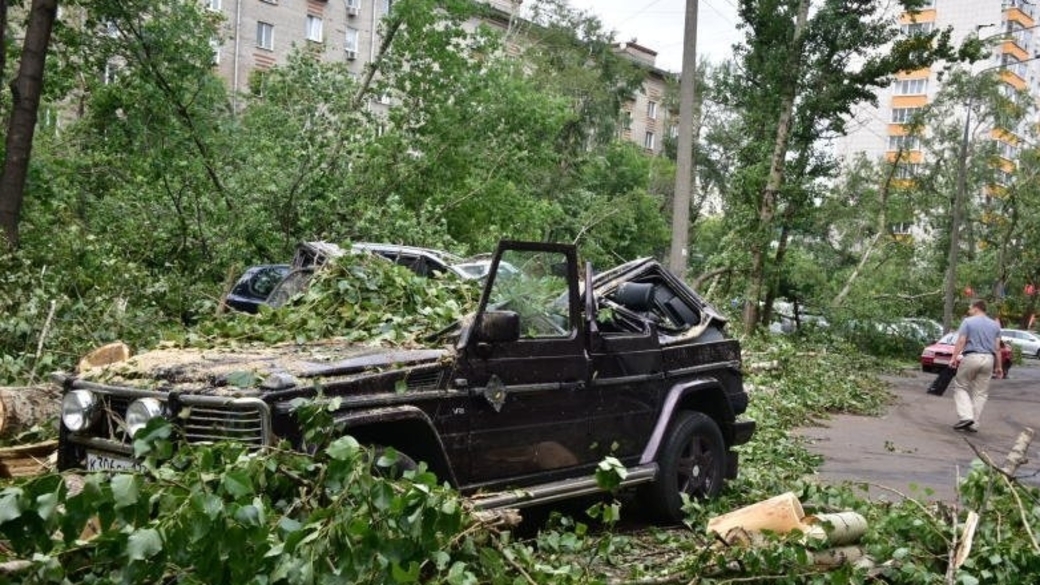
345 49 358 60
347 6 359 16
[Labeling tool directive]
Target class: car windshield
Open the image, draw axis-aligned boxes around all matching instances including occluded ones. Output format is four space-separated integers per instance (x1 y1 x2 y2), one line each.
938 332 958 345
486 249 572 338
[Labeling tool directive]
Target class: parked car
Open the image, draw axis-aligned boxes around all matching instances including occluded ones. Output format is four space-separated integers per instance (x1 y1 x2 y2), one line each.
222 264 291 313
231 242 479 311
1000 328 1040 359
58 240 755 523
920 332 1012 375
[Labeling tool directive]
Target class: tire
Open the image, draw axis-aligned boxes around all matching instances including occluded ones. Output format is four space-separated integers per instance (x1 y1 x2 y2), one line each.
1003 359 1012 377
644 411 726 523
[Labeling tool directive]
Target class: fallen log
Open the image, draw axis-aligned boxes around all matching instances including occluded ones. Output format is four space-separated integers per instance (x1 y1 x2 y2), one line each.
0 440 58 478
0 385 61 441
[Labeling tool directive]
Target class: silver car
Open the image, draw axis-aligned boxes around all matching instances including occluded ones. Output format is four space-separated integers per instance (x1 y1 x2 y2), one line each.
1000 328 1040 358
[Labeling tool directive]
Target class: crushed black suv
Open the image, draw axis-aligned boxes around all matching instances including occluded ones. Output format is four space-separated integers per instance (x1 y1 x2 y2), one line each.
58 241 754 521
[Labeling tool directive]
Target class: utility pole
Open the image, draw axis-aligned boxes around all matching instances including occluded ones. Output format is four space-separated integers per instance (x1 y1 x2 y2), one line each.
668 0 698 279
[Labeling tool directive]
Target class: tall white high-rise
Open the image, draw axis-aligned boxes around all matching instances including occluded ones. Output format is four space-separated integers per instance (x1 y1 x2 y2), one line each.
839 0 1040 171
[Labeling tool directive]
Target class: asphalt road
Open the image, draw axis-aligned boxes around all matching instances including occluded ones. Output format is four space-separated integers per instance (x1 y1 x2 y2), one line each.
796 360 1040 501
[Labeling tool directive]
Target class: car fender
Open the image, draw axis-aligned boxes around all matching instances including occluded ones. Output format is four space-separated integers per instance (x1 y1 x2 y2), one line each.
639 378 735 465
334 405 458 486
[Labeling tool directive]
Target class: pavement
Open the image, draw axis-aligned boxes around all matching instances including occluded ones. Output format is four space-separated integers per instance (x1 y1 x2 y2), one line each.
796 360 1040 502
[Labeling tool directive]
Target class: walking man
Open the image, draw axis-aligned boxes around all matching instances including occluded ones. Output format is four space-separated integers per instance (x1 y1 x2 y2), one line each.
949 299 1002 432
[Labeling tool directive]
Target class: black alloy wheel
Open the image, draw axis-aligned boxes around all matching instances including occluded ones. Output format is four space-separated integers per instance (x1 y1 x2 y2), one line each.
644 411 726 523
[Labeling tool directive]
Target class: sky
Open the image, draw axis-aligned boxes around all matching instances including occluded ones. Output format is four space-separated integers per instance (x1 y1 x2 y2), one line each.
564 0 744 72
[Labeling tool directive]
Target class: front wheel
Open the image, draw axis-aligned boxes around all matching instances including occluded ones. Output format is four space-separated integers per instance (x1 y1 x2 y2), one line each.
643 411 726 523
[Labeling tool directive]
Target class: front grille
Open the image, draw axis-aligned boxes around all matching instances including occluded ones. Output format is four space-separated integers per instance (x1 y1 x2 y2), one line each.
181 402 267 446
72 386 271 449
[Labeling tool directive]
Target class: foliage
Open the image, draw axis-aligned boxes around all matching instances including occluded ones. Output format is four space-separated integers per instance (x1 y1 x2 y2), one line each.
187 250 481 347
4 336 1040 583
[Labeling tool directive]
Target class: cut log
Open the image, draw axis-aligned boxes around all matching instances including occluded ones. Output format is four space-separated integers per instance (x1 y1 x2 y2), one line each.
811 545 868 568
802 512 868 546
0 385 61 440
77 341 130 372
707 492 805 542
0 439 57 478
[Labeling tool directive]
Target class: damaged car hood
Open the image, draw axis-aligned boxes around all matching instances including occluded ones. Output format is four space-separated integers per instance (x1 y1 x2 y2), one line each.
74 340 451 395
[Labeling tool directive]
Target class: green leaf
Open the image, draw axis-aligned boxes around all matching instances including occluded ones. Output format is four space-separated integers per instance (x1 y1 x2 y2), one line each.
35 491 59 522
326 436 361 461
391 561 420 583
111 474 140 508
0 490 23 524
127 527 163 561
222 470 254 498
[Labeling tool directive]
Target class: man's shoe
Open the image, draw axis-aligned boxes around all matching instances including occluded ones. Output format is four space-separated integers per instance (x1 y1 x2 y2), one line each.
953 420 975 430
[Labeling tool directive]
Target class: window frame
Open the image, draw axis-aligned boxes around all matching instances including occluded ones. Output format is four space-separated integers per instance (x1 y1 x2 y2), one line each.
257 21 274 51
306 15 323 43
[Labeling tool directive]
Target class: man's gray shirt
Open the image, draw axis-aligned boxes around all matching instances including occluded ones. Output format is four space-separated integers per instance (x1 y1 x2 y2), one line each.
958 315 1000 355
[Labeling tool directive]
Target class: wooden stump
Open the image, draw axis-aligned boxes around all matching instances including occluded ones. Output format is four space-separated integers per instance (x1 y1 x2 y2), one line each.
0 385 61 440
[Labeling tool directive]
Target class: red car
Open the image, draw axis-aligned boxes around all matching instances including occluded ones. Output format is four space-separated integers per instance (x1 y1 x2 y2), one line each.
920 332 1012 376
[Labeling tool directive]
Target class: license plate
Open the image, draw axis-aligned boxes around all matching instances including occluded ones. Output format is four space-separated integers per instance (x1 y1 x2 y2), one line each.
934 357 949 366
86 452 139 472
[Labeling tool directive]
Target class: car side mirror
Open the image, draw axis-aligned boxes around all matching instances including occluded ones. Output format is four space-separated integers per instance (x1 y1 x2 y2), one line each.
477 311 521 343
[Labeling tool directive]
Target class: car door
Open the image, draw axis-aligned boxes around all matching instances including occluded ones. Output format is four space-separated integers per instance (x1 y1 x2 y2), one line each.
454 243 593 488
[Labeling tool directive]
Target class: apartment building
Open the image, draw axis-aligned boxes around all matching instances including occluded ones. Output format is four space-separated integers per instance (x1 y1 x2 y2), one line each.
615 41 676 157
202 0 673 155
839 0 1040 181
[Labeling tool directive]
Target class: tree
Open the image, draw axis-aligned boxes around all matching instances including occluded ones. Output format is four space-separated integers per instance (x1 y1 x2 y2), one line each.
719 0 964 335
0 0 58 250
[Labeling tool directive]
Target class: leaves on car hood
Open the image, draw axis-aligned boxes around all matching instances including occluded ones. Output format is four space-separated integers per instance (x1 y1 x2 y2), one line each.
190 251 481 348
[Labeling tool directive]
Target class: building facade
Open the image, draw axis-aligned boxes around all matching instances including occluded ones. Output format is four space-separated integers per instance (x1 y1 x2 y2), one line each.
203 0 674 155
839 0 1040 175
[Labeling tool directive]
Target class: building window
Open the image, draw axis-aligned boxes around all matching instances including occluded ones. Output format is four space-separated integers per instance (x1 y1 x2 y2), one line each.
644 131 655 150
894 162 920 179
306 15 323 42
346 0 360 15
891 107 922 123
210 39 221 65
257 22 274 50
894 78 927 95
206 0 222 10
995 139 1020 160
900 22 934 36
887 135 920 151
647 101 658 120
345 27 360 52
380 0 394 14
669 124 679 138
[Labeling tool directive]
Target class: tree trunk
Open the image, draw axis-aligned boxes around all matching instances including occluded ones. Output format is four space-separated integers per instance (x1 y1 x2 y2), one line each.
0 385 61 439
832 154 900 309
742 0 811 336
0 0 58 250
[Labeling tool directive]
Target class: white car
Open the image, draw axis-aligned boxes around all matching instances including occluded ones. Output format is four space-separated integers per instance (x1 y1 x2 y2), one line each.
1000 328 1040 358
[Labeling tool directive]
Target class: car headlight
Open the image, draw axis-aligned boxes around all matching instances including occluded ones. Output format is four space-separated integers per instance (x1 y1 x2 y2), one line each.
922 350 934 357
126 398 165 438
61 390 99 432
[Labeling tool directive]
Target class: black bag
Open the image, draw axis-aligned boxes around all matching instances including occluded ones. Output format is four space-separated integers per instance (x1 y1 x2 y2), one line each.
927 367 957 396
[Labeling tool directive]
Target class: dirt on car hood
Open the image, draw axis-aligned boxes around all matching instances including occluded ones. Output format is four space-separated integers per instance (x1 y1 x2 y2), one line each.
75 340 451 395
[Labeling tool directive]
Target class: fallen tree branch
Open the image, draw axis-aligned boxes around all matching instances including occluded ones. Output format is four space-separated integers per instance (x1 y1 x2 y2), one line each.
1000 472 1040 554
